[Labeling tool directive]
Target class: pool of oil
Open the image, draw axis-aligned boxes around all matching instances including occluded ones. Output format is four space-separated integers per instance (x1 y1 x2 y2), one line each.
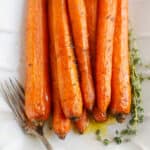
85 116 116 136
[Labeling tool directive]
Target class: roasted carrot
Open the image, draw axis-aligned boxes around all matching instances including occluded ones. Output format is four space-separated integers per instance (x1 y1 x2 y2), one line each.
49 32 71 139
67 0 95 111
74 108 89 134
49 0 83 119
94 0 117 122
49 1 71 137
25 0 51 122
52 89 71 139
110 0 131 121
84 0 98 73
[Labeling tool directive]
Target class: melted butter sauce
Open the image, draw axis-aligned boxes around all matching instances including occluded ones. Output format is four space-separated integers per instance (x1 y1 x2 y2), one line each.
85 116 116 136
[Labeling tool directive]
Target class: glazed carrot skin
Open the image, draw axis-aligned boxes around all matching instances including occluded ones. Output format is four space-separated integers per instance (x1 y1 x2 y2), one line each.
25 0 51 122
49 0 83 119
94 0 117 122
52 92 71 139
67 0 95 111
93 107 107 122
49 36 71 139
84 0 98 73
49 1 71 137
110 0 131 117
74 108 89 134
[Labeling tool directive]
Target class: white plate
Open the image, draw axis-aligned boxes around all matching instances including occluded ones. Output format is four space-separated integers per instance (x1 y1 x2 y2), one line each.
0 0 150 150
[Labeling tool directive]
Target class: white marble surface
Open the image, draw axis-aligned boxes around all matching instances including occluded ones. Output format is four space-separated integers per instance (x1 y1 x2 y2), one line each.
0 0 150 150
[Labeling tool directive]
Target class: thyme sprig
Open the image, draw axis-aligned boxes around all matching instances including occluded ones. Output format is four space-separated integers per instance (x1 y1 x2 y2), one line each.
129 29 144 126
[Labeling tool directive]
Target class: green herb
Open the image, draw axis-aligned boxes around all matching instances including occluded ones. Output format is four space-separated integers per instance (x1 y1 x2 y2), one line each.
139 74 150 82
96 130 110 145
114 137 122 144
96 129 100 135
129 28 144 127
96 130 102 141
103 139 110 145
120 127 136 136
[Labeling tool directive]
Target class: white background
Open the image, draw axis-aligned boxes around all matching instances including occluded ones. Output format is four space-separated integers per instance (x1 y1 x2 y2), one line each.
0 0 150 150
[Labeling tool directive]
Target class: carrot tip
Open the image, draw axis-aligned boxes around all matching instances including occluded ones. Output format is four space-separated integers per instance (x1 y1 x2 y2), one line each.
78 131 84 134
58 134 66 140
116 113 127 123
93 107 107 122
109 109 127 123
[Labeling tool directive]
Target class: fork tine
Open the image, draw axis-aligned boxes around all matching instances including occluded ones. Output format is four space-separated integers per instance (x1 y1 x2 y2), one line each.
9 78 25 102
9 79 28 120
0 82 24 126
5 81 27 123
9 79 25 110
15 78 25 94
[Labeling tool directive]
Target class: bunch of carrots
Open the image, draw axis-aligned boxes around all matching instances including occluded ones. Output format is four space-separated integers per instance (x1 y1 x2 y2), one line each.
25 0 131 139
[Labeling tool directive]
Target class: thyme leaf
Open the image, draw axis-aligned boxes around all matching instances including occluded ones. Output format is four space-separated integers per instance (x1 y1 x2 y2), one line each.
103 139 110 145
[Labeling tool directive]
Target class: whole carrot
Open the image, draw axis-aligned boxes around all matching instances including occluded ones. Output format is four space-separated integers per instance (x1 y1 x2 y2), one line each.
110 0 131 121
84 0 98 73
94 0 117 122
74 108 89 134
49 0 83 119
67 0 95 111
49 1 71 137
25 0 51 122
49 35 71 139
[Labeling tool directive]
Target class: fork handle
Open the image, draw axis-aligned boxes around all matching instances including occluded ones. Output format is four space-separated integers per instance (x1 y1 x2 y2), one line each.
32 130 53 150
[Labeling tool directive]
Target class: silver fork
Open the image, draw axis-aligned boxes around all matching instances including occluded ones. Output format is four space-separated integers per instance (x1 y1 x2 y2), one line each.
0 78 52 150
